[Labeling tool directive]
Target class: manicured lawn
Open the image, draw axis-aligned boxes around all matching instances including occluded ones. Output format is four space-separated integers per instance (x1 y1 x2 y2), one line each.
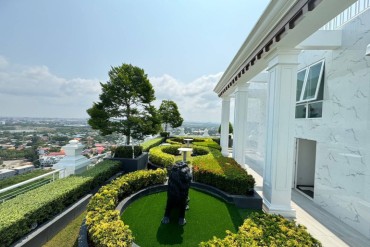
122 189 258 247
42 211 86 247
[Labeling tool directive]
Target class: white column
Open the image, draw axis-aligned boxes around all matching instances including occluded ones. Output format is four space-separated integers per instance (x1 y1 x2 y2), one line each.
263 49 299 218
233 83 249 166
220 97 231 157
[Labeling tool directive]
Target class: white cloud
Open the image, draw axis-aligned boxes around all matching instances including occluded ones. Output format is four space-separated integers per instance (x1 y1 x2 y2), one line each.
0 58 102 118
0 56 224 123
0 55 8 68
150 72 223 123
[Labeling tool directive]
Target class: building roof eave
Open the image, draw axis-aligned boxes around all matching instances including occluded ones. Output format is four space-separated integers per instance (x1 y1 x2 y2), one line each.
214 0 357 98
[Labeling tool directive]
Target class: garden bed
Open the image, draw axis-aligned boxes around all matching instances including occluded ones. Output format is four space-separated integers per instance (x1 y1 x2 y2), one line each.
0 160 121 247
121 189 257 247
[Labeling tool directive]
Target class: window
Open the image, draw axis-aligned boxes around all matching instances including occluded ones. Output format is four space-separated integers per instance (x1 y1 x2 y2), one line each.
295 60 324 119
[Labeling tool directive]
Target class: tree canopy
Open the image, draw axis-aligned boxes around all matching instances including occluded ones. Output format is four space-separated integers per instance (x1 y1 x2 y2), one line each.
218 122 233 134
87 64 161 145
159 100 184 131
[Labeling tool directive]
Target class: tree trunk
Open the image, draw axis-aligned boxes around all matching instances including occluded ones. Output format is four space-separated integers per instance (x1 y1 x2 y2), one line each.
165 123 168 132
126 135 130 145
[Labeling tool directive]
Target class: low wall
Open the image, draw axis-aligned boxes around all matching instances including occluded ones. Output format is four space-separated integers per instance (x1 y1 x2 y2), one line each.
78 182 262 247
12 194 91 247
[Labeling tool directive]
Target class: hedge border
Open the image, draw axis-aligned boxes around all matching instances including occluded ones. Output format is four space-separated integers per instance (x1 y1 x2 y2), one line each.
0 160 121 247
85 169 167 247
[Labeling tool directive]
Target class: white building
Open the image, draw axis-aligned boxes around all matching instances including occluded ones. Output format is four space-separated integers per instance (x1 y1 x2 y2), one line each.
215 0 370 240
53 140 91 178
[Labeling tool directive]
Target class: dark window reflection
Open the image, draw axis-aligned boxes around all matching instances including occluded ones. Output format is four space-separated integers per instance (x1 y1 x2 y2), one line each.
308 102 322 118
295 104 306 118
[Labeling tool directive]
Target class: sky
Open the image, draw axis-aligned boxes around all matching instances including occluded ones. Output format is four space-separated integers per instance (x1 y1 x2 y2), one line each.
0 0 270 123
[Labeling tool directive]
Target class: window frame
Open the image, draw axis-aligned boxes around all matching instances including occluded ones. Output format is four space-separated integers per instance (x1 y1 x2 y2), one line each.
296 60 325 104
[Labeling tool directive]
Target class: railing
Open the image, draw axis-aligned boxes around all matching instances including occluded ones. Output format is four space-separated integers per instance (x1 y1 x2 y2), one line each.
321 0 370 30
0 169 64 203
89 153 108 165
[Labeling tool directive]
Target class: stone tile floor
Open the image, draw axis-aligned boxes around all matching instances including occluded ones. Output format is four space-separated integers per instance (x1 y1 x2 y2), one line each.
244 161 370 247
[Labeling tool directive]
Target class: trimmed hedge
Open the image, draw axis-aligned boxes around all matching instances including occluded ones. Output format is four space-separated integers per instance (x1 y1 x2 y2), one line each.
141 137 164 152
161 144 181 155
192 148 255 195
212 137 220 145
200 212 322 247
166 137 221 150
192 146 209 156
150 138 252 195
166 138 183 145
114 145 143 159
148 146 176 168
0 169 50 190
0 160 120 247
86 169 167 247
193 140 221 151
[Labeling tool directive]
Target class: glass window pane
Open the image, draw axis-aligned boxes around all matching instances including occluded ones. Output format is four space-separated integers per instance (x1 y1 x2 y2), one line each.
296 70 306 101
316 74 324 101
308 102 322 118
295 104 306 118
303 62 323 100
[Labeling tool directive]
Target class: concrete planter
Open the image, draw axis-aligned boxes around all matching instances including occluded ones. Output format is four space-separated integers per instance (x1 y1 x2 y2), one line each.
109 152 148 173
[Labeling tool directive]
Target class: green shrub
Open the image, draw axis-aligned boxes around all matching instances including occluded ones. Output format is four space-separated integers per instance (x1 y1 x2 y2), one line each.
114 145 143 158
159 132 170 138
193 138 221 151
192 148 254 195
141 137 164 152
166 137 183 144
161 144 181 155
86 169 167 247
0 169 50 190
0 160 120 247
211 137 220 145
192 146 209 156
149 146 176 168
192 137 206 142
200 212 322 247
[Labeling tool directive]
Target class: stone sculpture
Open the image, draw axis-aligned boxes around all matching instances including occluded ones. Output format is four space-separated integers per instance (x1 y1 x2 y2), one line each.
161 161 192 225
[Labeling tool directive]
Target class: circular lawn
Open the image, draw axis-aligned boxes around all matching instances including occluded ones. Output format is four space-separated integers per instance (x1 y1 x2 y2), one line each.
121 188 257 247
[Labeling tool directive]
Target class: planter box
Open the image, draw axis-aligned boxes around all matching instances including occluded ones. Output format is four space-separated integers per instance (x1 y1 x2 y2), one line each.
109 152 148 173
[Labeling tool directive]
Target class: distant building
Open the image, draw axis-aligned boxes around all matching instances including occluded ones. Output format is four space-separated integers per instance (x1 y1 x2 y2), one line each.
13 164 34 175
0 169 16 180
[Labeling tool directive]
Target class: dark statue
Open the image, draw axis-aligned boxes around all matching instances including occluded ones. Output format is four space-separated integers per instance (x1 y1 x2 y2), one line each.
161 161 192 225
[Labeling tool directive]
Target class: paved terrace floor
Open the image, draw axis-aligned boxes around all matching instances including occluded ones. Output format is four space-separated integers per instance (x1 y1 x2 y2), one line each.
242 158 370 247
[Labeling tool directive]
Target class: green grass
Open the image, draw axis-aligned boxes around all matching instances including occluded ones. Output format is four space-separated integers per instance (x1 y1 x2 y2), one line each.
0 169 50 189
42 211 86 247
122 189 257 247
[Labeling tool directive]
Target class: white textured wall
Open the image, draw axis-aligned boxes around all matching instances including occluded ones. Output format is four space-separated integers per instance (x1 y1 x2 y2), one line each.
295 9 370 238
244 9 370 237
245 82 267 173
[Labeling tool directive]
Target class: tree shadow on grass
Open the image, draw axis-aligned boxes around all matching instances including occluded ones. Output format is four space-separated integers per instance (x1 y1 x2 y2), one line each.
156 209 185 245
225 204 259 232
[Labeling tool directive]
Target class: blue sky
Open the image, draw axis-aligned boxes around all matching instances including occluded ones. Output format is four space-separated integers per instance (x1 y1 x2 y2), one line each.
0 0 269 122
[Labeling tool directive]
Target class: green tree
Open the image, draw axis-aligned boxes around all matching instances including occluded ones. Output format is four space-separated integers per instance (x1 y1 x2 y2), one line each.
158 100 184 132
87 64 161 145
218 122 233 134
